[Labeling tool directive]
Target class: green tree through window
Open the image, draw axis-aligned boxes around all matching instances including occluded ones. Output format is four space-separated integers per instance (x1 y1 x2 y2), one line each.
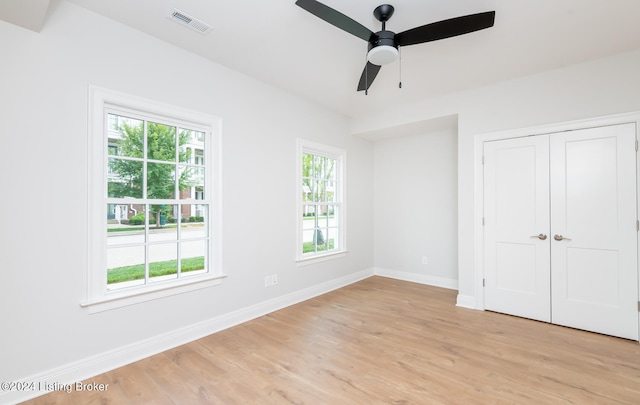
109 120 195 227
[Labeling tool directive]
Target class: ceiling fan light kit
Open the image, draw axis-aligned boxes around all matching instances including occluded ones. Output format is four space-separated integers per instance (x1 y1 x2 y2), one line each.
295 0 495 93
367 44 398 65
367 4 399 65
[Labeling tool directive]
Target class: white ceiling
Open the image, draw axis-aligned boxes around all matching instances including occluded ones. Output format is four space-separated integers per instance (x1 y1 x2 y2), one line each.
6 0 640 120
0 0 51 32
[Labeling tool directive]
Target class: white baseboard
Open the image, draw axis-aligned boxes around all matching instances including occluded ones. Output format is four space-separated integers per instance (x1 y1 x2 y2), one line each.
3 268 374 404
373 267 458 290
372 267 478 310
456 294 478 309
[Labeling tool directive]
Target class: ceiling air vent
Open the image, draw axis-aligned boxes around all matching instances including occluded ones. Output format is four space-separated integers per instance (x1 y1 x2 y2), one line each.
168 9 213 35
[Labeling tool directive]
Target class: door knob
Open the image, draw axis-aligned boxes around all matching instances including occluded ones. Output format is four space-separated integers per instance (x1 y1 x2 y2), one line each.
530 234 547 240
553 234 571 241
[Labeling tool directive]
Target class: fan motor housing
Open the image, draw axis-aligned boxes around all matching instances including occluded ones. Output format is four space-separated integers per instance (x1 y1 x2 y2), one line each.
368 30 397 52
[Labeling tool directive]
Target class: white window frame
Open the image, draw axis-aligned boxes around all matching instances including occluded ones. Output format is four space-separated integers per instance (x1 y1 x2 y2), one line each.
296 139 347 264
83 86 224 313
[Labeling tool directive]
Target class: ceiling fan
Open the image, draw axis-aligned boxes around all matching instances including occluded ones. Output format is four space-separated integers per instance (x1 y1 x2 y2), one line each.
295 0 496 93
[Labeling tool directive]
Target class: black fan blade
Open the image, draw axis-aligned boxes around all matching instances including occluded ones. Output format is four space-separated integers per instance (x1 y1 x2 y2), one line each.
357 62 382 92
295 0 373 42
396 11 495 47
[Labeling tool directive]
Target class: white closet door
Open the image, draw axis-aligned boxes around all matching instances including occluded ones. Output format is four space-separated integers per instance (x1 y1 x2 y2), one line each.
484 135 551 322
550 123 639 340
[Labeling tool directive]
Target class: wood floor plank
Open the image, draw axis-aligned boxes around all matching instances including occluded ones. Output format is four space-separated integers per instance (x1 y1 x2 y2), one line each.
21 276 640 404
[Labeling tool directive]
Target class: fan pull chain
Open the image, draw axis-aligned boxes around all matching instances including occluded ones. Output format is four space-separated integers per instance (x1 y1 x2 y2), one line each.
398 47 402 89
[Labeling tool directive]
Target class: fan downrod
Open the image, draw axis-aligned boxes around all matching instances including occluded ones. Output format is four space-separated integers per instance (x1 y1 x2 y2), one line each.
373 4 394 23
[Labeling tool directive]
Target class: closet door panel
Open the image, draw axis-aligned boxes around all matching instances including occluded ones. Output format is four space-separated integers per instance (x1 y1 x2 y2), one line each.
484 136 551 322
550 123 638 340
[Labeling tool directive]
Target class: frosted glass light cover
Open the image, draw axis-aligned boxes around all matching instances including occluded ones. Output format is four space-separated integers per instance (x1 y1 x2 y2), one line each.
367 45 398 65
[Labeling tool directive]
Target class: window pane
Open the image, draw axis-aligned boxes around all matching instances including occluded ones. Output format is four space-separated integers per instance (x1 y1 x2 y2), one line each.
108 114 119 132
194 149 205 166
326 181 336 202
147 162 175 199
179 166 205 199
316 228 328 251
149 243 178 282
107 204 145 246
318 205 329 228
148 204 177 242
325 158 336 181
302 205 316 230
107 246 145 289
313 155 324 179
108 114 144 158
302 229 315 254
311 179 322 202
107 203 129 223
178 129 205 164
147 122 176 162
327 228 338 251
183 205 208 238
178 130 191 164
318 180 328 202
108 158 143 198
107 230 144 246
302 178 312 202
329 205 338 226
302 153 313 178
181 240 207 277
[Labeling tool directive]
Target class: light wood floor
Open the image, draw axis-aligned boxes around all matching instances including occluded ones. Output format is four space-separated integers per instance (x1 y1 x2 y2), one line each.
23 276 640 404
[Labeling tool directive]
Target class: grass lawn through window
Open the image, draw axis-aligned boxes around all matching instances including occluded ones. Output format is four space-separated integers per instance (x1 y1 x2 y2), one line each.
108 256 205 284
302 239 334 254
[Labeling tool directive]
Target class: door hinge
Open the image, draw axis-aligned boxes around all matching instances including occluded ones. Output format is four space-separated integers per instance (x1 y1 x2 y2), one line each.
483 278 485 287
637 220 639 232
638 301 640 312
636 139 638 151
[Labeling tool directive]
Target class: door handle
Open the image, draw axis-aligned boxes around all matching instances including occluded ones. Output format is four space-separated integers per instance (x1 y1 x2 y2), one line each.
531 234 547 240
553 234 572 241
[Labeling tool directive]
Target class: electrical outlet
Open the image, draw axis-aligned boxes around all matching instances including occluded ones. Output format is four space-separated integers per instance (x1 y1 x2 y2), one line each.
422 256 429 265
264 274 278 287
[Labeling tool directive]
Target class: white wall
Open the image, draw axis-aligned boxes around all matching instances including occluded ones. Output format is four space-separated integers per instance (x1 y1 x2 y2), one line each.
353 47 640 307
373 130 458 287
0 1 373 398
5 1 640 401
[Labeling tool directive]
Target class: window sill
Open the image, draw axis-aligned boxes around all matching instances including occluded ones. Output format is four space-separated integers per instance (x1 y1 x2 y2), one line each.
296 250 348 267
81 274 227 314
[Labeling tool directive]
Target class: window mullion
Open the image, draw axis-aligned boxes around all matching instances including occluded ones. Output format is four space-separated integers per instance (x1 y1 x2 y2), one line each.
143 120 148 199
143 121 150 285
175 128 181 278
144 203 150 285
